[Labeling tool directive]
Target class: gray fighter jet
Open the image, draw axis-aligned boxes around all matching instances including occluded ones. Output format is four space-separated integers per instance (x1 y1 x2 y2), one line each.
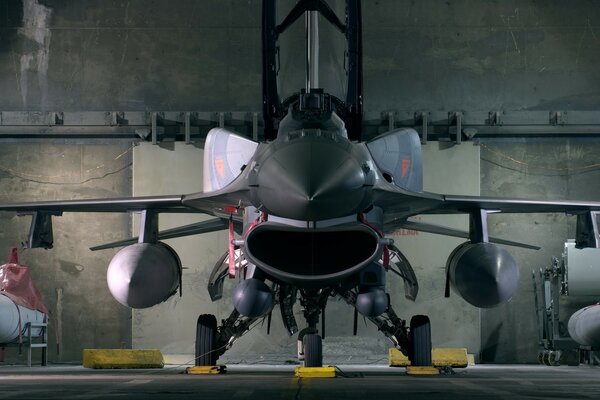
1 0 600 367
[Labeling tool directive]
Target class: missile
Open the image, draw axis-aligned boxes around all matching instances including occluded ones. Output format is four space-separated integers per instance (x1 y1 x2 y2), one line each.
0 294 45 344
0 248 47 344
568 304 600 348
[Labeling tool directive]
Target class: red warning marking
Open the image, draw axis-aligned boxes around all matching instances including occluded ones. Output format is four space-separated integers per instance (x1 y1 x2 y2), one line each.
401 159 411 177
215 158 225 178
223 205 238 214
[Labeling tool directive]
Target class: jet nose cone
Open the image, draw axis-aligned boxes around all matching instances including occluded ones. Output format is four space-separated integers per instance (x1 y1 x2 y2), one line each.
254 137 372 220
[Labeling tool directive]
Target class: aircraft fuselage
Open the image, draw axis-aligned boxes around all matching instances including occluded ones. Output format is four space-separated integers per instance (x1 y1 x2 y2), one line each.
247 129 376 222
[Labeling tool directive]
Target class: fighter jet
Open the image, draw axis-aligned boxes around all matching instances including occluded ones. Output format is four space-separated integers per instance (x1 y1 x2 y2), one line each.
1 0 600 368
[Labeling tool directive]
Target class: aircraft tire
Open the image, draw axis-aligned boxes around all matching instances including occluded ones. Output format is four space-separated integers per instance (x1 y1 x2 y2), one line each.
303 334 323 368
549 350 561 366
410 315 432 366
195 314 218 366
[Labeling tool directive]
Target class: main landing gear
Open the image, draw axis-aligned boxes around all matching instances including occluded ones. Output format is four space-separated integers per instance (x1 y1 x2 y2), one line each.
194 288 432 367
194 310 258 367
195 314 218 366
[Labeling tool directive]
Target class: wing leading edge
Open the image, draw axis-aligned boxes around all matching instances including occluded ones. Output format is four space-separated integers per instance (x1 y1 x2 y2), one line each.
0 177 251 249
375 183 600 249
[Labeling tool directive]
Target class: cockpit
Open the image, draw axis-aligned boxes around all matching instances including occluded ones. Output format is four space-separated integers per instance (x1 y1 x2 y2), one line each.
276 89 349 140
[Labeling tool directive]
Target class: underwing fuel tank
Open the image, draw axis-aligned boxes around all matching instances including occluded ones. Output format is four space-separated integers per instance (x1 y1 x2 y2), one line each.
446 242 519 308
244 222 384 286
568 304 600 348
107 242 181 309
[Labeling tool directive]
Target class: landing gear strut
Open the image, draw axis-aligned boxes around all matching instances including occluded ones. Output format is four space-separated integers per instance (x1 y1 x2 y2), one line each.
194 310 258 367
296 289 329 367
335 287 431 365
196 286 432 368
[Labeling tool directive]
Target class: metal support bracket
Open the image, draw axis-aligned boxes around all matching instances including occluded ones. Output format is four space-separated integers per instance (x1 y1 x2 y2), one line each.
105 111 126 126
52 112 64 126
469 209 489 244
252 112 259 141
414 111 429 144
151 112 158 144
448 111 463 144
575 211 599 249
20 211 62 249
138 210 159 244
184 112 192 144
488 110 504 126
550 111 567 126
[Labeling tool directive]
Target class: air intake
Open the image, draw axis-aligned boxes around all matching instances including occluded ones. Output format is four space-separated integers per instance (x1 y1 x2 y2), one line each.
244 222 382 286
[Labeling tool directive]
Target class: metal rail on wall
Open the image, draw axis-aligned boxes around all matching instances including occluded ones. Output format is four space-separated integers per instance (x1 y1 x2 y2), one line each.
1 110 600 143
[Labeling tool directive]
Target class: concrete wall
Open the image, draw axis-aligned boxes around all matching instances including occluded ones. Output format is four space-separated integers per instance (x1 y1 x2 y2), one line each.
0 143 132 362
391 142 481 356
363 1 600 113
2 1 599 112
132 141 479 363
480 138 600 363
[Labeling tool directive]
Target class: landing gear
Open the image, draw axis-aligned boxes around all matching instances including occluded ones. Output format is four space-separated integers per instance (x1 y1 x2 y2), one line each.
196 285 431 368
538 349 562 366
335 287 412 355
195 314 218 366
302 333 323 367
409 315 432 366
296 289 328 367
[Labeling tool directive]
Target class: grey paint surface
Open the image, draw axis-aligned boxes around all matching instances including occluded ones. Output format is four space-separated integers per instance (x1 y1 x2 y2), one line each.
132 141 480 362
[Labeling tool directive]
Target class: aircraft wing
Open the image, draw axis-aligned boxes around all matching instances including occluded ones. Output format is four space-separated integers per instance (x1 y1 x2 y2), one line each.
0 179 251 216
90 217 229 250
431 195 600 215
384 218 540 250
0 195 187 213
374 183 600 248
0 178 251 249
373 182 600 216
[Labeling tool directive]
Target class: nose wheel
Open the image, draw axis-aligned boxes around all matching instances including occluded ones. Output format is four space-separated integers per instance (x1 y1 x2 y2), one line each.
302 333 323 367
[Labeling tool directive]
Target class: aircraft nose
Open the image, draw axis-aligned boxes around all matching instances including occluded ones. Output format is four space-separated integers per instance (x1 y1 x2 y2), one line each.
253 138 372 220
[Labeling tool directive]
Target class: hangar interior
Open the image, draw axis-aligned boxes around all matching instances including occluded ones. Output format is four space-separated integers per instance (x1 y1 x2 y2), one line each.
0 0 600 369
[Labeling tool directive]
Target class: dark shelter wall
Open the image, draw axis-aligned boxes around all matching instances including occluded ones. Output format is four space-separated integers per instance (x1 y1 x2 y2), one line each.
480 138 600 363
0 144 133 362
0 0 599 362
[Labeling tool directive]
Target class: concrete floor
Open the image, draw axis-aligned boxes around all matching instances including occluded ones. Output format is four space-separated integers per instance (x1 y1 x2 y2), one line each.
0 364 597 400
